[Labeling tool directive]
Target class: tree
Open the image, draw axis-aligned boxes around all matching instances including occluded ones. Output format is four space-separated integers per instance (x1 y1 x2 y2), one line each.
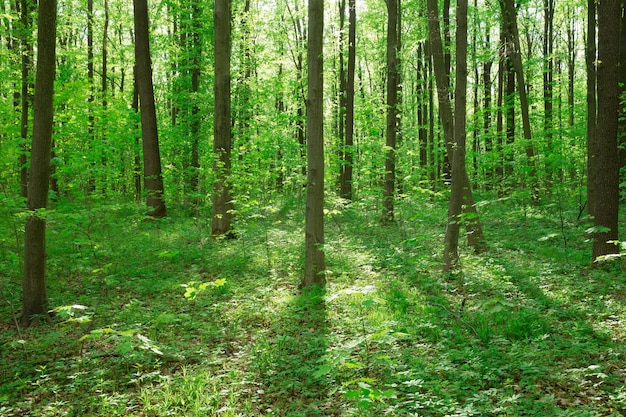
303 0 325 287
591 0 620 262
133 0 167 217
427 0 485 255
339 0 356 200
443 0 468 270
18 0 33 199
21 0 57 326
586 0 596 218
542 0 554 183
498 0 537 202
212 0 234 237
382 0 399 224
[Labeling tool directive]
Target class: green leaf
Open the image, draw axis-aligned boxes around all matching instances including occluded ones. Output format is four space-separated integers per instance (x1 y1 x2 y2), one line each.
115 341 133 355
345 389 362 400
312 364 332 378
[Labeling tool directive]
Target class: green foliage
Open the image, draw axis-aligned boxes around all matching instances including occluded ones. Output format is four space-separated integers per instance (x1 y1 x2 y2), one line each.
5 194 621 416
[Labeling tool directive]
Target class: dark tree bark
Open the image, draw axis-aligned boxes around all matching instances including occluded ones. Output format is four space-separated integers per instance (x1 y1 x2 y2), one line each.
235 0 253 163
132 64 141 202
189 1 201 195
427 0 486 253
496 26 505 181
337 0 346 193
504 38 515 178
303 0 325 287
212 0 234 236
499 0 538 202
482 22 493 187
102 0 109 110
417 41 428 171
19 0 33 199
543 0 554 183
339 0 356 200
592 0 620 262
285 0 307 179
134 0 167 218
586 0 596 218
21 0 57 327
443 0 468 271
566 6 575 132
618 3 626 196
382 0 399 224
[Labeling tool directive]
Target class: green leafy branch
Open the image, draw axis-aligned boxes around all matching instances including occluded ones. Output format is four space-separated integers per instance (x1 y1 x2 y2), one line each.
181 278 227 300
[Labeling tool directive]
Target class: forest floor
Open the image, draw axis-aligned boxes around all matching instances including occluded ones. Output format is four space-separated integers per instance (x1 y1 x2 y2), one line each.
1 190 626 416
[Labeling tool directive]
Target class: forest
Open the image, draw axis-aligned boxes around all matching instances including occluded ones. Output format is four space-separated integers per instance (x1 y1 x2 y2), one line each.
1 0 626 415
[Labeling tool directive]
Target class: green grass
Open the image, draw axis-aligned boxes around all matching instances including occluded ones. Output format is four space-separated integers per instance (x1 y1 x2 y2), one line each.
1 191 625 416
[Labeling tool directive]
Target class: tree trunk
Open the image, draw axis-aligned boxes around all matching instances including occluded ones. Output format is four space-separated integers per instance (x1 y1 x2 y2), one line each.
543 0 554 185
19 0 33 199
483 26 493 188
21 0 57 327
101 0 109 192
382 0 399 224
618 3 626 198
586 0 596 218
303 0 326 287
189 1 201 196
592 0 620 262
132 64 141 202
340 0 356 200
212 0 234 236
427 0 486 253
496 27 505 182
134 0 166 218
499 0 538 203
443 0 468 271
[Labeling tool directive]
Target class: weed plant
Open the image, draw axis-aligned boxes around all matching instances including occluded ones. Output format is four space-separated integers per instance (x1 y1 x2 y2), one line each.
1 191 625 416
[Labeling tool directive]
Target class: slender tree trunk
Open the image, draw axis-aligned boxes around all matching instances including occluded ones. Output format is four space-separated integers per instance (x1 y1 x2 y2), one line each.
427 0 486 252
340 0 356 200
443 0 468 271
417 42 428 171
543 0 554 185
19 0 32 199
133 0 167 217
101 0 109 192
337 0 346 193
441 0 452 182
496 27 505 182
382 0 399 224
504 45 515 178
483 24 493 188
427 42 436 188
212 0 234 236
132 64 141 202
21 0 56 327
189 1 201 196
303 0 326 287
499 0 538 202
86 0 95 193
586 0 597 218
618 3 626 197
592 0 620 262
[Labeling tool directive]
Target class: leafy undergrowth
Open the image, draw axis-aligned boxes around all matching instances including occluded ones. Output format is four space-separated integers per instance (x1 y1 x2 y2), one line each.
1 191 626 416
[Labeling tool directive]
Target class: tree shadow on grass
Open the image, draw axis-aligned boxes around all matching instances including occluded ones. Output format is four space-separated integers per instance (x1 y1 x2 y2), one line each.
252 285 331 416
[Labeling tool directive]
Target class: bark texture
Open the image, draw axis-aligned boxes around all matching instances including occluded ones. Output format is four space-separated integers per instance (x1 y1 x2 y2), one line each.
443 0 468 270
303 0 326 287
592 0 620 262
22 0 57 326
212 0 234 236
382 0 399 224
134 0 167 217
